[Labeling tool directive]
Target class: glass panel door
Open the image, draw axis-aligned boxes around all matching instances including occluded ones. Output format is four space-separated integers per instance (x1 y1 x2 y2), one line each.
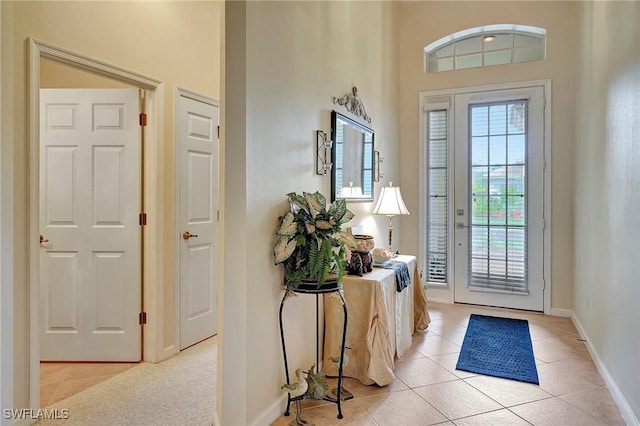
454 87 545 311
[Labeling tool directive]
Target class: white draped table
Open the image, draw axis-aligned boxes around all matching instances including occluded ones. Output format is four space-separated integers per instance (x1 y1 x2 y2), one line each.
323 255 430 386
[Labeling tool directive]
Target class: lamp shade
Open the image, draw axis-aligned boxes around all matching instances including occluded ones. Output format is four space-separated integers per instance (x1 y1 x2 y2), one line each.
373 184 410 216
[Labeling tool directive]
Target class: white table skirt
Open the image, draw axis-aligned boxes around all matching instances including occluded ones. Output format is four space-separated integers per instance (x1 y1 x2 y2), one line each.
323 255 430 386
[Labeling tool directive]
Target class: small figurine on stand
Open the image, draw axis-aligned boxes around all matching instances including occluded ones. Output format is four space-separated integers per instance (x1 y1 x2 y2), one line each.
281 368 312 426
328 356 353 401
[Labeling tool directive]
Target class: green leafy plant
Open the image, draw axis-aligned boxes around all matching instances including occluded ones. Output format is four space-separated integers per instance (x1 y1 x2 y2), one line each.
274 191 356 291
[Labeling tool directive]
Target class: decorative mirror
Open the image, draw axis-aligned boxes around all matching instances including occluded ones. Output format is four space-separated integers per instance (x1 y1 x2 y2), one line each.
331 110 375 202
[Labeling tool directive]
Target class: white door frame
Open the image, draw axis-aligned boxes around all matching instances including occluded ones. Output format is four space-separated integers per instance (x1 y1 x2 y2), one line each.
173 87 219 351
28 38 167 410
419 79 552 314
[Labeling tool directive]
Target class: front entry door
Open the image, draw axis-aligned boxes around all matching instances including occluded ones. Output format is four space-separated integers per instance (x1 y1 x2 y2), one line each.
39 88 141 361
177 92 219 350
453 86 545 311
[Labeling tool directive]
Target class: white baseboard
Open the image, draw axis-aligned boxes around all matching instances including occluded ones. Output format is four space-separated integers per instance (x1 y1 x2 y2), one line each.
571 313 639 426
426 299 571 316
157 344 178 363
250 394 287 426
425 297 452 305
548 307 572 317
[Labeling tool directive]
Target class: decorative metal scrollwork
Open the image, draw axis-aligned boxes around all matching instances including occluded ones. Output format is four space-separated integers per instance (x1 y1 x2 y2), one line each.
332 86 372 124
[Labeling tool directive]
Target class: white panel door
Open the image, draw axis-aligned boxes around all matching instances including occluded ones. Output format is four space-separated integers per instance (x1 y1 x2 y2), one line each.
40 88 141 361
178 93 219 350
453 86 545 311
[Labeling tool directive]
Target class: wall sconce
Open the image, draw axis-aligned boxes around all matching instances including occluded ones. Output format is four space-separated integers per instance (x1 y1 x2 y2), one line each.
316 130 333 175
374 150 384 182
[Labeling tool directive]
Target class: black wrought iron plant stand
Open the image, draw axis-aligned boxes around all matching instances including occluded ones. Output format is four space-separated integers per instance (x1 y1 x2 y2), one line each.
279 284 348 420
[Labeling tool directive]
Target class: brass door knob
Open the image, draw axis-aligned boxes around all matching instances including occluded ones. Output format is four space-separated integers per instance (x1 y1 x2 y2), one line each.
183 231 198 240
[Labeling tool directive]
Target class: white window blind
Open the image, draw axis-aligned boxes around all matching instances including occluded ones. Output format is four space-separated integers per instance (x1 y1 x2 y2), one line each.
426 108 449 284
335 123 344 191
468 101 528 293
362 132 373 196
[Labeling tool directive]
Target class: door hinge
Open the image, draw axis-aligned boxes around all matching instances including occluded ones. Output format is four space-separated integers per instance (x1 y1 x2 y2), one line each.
542 218 547 230
139 113 147 127
217 125 220 138
139 213 147 226
217 210 220 221
139 312 147 325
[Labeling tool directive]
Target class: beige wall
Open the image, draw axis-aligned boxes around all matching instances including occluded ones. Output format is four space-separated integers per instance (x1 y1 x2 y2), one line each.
5 0 221 410
221 1 400 423
398 1 580 311
574 1 640 422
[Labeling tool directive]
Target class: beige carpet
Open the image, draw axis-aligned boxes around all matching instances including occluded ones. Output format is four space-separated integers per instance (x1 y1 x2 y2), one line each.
37 337 217 426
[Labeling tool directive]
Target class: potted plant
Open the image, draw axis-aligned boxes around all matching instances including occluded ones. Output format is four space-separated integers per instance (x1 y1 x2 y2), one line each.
274 191 356 292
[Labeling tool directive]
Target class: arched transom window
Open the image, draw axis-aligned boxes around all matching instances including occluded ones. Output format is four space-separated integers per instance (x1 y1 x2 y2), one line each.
425 24 546 73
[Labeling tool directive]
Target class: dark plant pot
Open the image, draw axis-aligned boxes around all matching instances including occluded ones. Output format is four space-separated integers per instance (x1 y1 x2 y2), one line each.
294 277 341 294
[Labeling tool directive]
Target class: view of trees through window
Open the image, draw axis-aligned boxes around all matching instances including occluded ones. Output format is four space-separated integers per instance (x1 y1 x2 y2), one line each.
469 101 527 289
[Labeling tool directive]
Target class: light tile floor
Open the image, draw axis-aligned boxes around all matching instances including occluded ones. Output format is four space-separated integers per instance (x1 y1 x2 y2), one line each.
272 302 626 426
40 361 138 407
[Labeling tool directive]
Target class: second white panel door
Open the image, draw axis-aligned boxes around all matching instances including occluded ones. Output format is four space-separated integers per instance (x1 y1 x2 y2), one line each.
178 92 219 350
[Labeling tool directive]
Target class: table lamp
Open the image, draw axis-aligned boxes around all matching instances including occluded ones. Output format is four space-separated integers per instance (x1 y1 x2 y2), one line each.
372 181 410 255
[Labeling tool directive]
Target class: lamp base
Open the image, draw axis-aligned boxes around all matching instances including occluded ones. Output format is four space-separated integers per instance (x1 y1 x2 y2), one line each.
387 216 394 255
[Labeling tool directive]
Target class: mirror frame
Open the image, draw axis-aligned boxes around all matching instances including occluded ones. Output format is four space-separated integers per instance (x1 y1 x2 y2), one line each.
330 110 375 202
